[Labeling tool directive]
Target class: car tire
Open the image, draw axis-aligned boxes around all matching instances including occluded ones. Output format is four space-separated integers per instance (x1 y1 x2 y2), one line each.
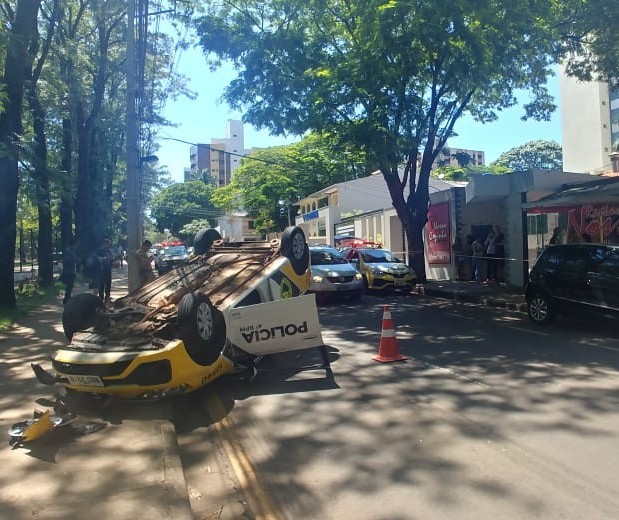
62 293 104 341
280 226 309 275
527 293 553 325
194 228 222 255
177 292 226 365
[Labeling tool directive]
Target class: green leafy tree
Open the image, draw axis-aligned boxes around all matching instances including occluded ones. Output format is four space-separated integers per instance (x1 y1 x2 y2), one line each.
0 0 42 308
453 152 472 168
150 180 219 237
196 0 564 280
178 219 213 245
491 140 563 171
212 133 372 233
431 164 512 182
559 1 619 88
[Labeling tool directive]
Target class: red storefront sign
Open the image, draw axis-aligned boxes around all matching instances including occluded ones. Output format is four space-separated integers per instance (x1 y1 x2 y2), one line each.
426 203 451 264
566 204 619 243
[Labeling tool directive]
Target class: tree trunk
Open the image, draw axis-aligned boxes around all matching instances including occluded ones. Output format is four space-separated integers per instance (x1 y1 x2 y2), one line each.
75 105 98 257
59 117 74 253
0 0 41 308
27 85 54 286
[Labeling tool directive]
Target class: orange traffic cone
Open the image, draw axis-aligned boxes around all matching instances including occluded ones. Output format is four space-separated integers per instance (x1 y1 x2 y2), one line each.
373 305 408 363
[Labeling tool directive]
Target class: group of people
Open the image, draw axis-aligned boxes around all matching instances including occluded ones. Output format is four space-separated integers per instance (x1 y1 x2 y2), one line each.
61 238 156 305
453 226 505 285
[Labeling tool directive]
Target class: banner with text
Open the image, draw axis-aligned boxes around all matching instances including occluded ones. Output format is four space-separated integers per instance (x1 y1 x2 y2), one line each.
427 202 451 264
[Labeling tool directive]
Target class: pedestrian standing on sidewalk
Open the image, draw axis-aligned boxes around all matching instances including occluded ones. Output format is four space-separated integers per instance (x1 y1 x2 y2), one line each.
472 236 485 284
61 238 78 305
484 228 497 284
452 236 465 281
549 227 563 245
494 226 505 282
135 239 155 287
95 238 113 303
464 234 475 281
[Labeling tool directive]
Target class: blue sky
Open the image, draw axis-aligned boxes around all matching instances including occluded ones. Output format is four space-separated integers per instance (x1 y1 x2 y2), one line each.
157 46 562 183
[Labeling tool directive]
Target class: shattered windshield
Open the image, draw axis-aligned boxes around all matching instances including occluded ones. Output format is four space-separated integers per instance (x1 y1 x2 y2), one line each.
311 250 348 265
361 249 401 263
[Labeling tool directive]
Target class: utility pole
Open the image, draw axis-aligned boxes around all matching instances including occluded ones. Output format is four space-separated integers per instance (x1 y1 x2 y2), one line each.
126 0 140 292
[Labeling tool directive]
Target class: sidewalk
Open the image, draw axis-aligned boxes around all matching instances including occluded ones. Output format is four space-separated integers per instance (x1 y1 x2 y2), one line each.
0 267 192 520
412 279 527 312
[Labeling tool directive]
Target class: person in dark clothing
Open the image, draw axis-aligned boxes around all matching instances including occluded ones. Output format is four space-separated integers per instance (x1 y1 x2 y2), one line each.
549 227 563 245
95 238 113 303
464 234 475 281
494 226 505 282
61 238 78 305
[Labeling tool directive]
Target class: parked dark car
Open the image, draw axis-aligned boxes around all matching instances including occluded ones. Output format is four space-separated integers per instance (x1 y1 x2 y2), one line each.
525 243 619 324
155 244 189 275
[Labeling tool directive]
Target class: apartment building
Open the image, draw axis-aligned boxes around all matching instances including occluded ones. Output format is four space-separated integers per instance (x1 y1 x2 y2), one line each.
434 146 485 169
560 66 619 174
186 119 250 187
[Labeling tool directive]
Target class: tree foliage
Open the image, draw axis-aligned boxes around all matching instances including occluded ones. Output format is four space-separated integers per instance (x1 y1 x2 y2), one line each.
196 0 565 280
559 0 619 88
150 180 219 237
211 133 372 233
0 1 194 308
431 164 513 182
178 219 213 245
491 140 563 171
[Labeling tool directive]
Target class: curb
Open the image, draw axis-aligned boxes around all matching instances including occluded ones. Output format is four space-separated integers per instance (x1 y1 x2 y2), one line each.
412 285 527 313
159 400 193 520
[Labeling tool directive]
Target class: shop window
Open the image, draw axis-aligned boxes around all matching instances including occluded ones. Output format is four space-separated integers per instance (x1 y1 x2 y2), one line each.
527 214 548 235
317 221 327 237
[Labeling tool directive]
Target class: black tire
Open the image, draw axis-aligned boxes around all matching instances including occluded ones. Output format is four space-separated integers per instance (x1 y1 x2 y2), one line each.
280 226 310 275
62 293 104 341
194 228 222 255
177 292 226 365
527 293 553 325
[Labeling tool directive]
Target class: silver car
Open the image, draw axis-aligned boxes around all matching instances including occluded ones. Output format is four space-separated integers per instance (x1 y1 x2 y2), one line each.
309 246 364 300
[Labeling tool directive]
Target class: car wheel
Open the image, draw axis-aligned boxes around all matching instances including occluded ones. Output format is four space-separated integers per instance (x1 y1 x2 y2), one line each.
280 226 310 275
177 292 226 365
528 293 553 325
194 228 222 255
62 293 104 341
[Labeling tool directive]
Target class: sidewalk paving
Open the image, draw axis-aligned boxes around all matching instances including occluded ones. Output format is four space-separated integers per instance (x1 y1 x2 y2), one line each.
0 268 526 519
0 267 192 520
412 279 527 312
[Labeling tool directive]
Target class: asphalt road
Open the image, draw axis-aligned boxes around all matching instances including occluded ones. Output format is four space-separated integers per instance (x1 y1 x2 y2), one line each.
174 292 619 520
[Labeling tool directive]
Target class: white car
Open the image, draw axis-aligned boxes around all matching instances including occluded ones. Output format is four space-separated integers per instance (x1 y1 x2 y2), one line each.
309 245 365 301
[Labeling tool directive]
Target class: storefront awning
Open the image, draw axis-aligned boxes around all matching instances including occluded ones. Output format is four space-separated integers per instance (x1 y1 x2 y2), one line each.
523 177 619 213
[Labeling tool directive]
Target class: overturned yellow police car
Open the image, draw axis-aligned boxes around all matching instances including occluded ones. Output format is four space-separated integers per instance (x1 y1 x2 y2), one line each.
32 226 325 398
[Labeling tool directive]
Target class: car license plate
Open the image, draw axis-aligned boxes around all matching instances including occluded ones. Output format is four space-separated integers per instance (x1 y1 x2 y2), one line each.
393 278 406 286
66 374 104 387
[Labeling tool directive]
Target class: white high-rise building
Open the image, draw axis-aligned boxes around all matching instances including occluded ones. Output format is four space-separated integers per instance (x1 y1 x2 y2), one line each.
560 65 619 173
187 119 250 186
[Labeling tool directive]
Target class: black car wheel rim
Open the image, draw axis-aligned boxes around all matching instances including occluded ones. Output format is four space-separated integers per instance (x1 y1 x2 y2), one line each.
292 232 305 260
530 296 548 322
196 301 214 340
